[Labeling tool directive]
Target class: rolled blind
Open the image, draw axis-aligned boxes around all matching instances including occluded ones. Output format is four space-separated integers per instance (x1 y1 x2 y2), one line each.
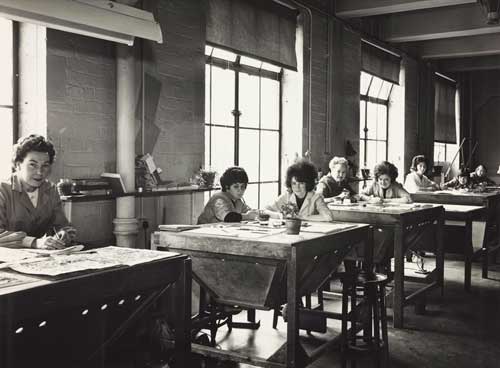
206 0 298 70
434 76 457 144
361 40 401 85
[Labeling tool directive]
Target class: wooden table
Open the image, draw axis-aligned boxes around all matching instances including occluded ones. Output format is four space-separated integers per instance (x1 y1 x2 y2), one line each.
328 203 445 328
411 191 500 278
0 254 191 368
431 204 485 291
153 222 372 368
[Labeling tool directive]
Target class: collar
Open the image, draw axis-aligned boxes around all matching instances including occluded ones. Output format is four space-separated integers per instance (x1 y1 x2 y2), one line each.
11 172 50 194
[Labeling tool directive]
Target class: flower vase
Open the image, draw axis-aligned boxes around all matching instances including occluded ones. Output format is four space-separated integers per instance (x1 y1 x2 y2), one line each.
285 218 302 235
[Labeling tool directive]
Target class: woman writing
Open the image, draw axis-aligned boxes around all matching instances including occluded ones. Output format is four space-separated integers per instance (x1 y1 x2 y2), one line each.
360 161 412 204
0 134 76 249
317 156 357 203
265 160 333 222
197 166 259 224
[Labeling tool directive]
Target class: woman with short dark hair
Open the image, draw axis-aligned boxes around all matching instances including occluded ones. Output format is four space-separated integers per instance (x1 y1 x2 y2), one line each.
360 161 411 203
404 155 440 193
0 134 76 249
265 160 333 221
197 166 258 224
470 164 496 186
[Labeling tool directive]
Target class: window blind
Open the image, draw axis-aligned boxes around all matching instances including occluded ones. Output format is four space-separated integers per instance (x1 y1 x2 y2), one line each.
361 40 401 85
206 0 298 70
434 75 457 144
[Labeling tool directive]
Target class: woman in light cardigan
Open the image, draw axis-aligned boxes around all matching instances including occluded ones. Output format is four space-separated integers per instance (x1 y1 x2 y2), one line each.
360 161 412 204
265 160 333 222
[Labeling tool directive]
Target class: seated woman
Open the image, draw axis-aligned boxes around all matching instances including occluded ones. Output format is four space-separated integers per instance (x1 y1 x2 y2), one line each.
265 160 333 222
197 166 258 224
360 161 412 204
442 168 473 190
470 164 496 186
404 155 440 193
316 156 357 203
0 134 76 249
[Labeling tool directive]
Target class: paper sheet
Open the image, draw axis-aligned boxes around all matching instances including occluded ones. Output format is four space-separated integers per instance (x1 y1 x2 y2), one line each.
95 246 179 266
300 222 358 234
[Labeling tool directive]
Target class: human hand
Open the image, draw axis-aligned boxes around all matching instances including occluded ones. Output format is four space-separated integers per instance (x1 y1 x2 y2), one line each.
56 226 77 246
369 196 383 204
243 209 260 221
36 235 66 250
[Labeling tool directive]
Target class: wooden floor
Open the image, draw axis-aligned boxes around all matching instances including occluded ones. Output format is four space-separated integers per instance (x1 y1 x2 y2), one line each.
194 255 500 368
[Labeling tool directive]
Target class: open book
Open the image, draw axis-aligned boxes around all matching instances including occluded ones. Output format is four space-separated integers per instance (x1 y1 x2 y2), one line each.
101 172 127 195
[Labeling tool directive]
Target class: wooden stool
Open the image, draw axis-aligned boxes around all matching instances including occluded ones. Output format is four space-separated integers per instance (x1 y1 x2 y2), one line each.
341 272 389 368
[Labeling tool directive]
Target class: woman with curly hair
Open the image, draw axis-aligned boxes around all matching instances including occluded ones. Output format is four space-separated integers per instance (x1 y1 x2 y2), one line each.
265 160 333 221
197 166 259 224
360 160 411 204
404 155 440 193
0 134 76 249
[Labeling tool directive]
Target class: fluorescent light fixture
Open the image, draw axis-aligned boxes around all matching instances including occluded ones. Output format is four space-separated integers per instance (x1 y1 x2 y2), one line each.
0 0 162 46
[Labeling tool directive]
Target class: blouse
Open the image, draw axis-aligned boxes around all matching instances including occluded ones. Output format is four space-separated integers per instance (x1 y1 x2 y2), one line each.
317 175 356 198
197 191 251 224
404 172 437 193
0 173 69 247
266 191 333 221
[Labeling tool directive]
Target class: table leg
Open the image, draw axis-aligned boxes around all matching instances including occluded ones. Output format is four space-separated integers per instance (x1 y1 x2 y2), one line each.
464 220 473 292
393 224 404 329
173 258 192 368
287 248 299 368
436 211 445 295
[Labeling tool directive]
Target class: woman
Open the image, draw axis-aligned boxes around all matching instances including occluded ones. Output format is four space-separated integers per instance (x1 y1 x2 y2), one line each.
265 160 333 222
197 166 258 224
404 155 440 193
317 156 357 203
443 168 473 190
0 134 76 249
360 161 412 204
470 164 496 186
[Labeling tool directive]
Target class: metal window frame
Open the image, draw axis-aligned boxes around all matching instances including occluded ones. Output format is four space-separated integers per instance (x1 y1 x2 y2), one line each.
205 50 283 208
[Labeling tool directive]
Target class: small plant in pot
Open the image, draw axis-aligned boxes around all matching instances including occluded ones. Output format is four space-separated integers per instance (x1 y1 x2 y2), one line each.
280 202 301 235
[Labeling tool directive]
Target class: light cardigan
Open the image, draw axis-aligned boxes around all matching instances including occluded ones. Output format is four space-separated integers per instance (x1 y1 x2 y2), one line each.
362 181 411 202
266 191 333 221
404 171 437 193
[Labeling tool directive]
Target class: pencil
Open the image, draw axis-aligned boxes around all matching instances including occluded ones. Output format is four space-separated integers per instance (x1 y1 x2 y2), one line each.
53 227 61 240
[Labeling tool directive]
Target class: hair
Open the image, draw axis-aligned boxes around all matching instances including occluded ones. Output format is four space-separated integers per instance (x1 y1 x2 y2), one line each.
285 160 318 192
220 166 249 192
373 161 399 182
12 134 56 171
457 167 471 179
410 155 429 172
329 156 349 170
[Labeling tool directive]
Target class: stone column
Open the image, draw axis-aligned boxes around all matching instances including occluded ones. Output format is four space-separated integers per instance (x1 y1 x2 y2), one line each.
114 44 138 247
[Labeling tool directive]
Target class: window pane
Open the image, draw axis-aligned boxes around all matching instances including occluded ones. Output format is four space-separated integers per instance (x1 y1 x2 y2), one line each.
260 131 279 181
360 101 366 137
205 45 213 56
360 71 371 95
367 76 383 98
261 78 279 130
212 47 237 62
359 140 366 168
240 56 262 69
376 104 387 140
239 128 259 182
211 66 235 126
244 183 259 209
0 18 13 106
261 62 281 73
239 72 259 128
378 81 392 100
376 141 387 164
366 140 379 172
210 126 235 175
366 102 378 139
259 182 279 209
0 107 13 179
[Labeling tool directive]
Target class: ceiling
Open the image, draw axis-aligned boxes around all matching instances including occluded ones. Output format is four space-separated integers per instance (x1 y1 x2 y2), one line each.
334 0 500 72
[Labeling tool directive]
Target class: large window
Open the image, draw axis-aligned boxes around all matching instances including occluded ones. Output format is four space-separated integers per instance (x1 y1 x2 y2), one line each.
359 71 394 173
205 46 282 208
0 18 15 179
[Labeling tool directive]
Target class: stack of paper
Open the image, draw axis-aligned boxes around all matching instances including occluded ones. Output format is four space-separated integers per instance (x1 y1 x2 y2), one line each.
159 224 201 232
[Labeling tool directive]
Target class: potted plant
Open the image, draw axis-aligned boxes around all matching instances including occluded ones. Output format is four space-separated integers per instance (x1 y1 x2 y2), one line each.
280 202 301 235
194 167 217 188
